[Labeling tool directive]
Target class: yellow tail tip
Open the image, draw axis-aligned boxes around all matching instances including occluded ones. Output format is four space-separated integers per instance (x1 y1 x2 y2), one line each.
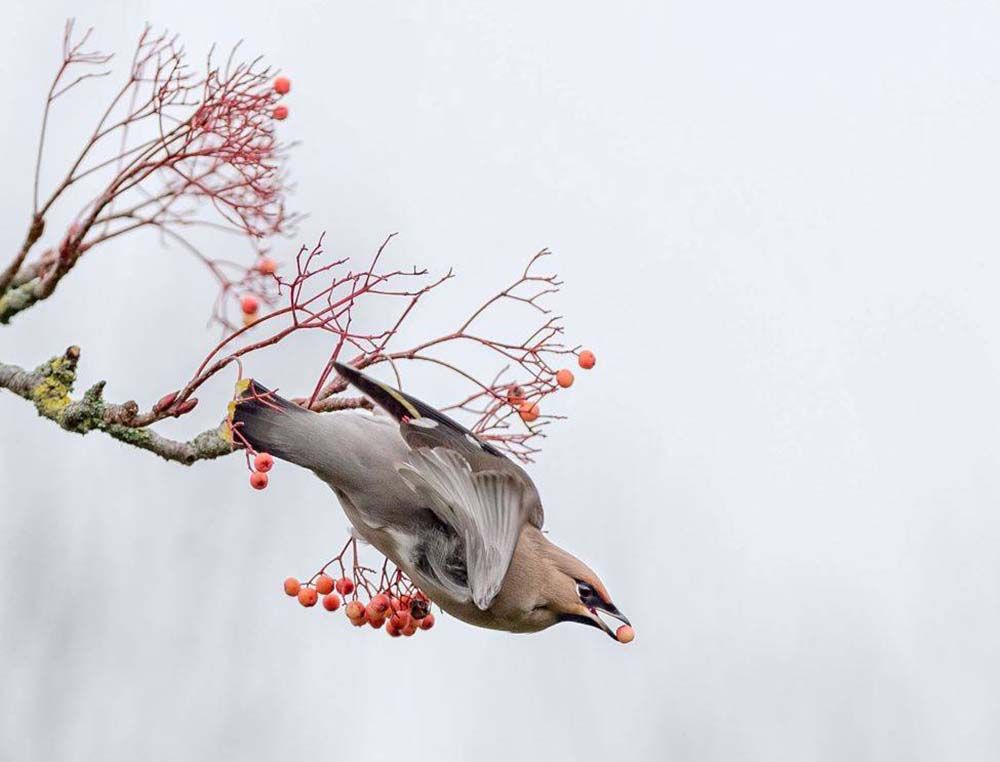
224 378 254 444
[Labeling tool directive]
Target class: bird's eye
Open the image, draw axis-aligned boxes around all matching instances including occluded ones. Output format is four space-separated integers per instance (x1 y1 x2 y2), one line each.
577 582 594 601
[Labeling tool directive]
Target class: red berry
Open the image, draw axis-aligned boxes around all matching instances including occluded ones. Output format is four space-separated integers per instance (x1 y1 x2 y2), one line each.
578 350 596 370
616 624 635 644
335 577 355 596
368 616 385 630
518 402 540 423
273 76 291 95
555 369 575 388
419 613 435 630
250 471 268 490
370 594 390 614
345 600 365 620
297 588 318 607
322 593 341 611
256 257 277 275
390 611 411 631
402 620 417 637
273 104 289 120
386 620 401 637
350 610 368 627
241 295 259 315
283 577 301 597
314 574 334 595
254 452 274 472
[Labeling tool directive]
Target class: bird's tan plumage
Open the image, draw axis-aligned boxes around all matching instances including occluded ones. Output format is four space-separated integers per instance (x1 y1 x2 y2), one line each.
231 364 630 640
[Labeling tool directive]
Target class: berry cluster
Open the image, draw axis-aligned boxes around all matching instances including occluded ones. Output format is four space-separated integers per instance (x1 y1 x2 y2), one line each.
237 75 293 326
249 451 273 490
273 76 291 120
512 348 598 423
282 540 437 639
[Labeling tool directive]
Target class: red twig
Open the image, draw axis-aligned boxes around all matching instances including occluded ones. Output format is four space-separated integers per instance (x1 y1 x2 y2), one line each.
185 236 578 461
4 21 296 321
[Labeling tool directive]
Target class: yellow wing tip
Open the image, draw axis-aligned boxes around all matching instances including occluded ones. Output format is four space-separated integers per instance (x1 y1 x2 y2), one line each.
382 383 421 419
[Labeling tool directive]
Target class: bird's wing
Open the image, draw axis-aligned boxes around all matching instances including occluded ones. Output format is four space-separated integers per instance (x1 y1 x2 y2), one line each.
333 362 544 609
396 447 526 609
333 362 543 527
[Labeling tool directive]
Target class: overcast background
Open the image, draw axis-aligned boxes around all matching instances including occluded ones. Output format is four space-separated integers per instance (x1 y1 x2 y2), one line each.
2 2 1000 760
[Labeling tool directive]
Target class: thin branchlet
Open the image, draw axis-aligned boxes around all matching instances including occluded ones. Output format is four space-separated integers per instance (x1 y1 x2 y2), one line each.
1 22 296 323
2 24 586 468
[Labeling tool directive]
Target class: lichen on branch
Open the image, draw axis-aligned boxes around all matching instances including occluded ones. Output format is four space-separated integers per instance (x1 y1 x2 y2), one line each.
0 347 231 465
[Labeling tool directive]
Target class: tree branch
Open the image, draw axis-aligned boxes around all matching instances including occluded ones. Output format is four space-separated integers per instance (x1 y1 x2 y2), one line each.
0 214 45 296
0 346 233 465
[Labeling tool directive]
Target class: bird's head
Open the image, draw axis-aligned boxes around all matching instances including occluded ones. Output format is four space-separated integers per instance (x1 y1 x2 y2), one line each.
522 532 632 642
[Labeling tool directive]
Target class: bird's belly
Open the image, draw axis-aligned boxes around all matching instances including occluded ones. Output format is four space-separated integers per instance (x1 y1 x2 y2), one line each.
331 488 541 634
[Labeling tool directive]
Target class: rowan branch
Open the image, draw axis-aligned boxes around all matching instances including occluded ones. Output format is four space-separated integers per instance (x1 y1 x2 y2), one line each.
1 23 295 327
2 22 590 469
0 346 232 465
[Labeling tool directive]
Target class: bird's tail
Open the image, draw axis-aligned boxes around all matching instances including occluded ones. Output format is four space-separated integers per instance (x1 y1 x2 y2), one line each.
225 379 318 466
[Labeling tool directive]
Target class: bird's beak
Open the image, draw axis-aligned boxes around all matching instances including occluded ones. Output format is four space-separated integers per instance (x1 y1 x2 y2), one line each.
580 601 631 640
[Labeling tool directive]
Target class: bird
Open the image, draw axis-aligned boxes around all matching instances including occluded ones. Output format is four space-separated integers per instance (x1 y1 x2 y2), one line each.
229 361 631 641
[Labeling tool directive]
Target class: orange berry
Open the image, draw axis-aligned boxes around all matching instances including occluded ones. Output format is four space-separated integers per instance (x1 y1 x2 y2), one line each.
350 610 368 627
555 369 575 388
241 295 259 315
256 257 277 275
273 76 291 95
518 402 540 423
335 577 355 596
273 104 289 120
419 613 435 630
297 587 318 607
283 577 301 597
615 624 635 644
322 593 341 611
578 350 596 370
390 610 411 631
314 574 334 595
250 471 268 490
370 594 390 614
253 452 274 472
345 600 365 620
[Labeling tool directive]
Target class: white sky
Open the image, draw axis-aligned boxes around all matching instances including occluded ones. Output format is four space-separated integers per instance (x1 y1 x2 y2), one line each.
3 2 1000 760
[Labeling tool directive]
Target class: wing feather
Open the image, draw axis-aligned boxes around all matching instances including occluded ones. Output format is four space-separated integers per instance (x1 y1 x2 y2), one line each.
397 448 525 609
